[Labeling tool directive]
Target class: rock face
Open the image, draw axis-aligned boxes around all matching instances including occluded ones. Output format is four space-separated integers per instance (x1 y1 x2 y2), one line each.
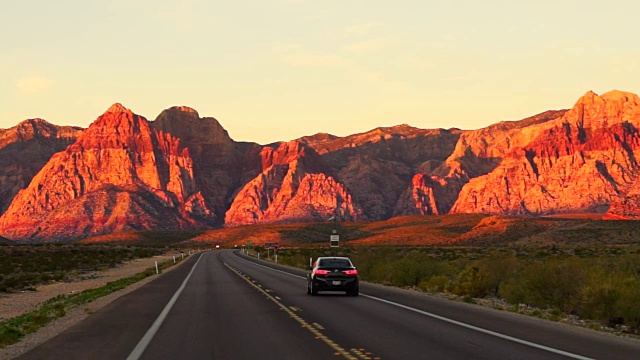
3 89 640 241
300 125 462 220
0 119 81 216
0 104 222 240
151 106 262 222
605 179 640 219
225 141 362 225
451 91 640 215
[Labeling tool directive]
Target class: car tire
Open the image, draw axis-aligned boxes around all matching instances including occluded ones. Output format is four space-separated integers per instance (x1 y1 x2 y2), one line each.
347 287 359 297
307 282 311 295
311 280 318 296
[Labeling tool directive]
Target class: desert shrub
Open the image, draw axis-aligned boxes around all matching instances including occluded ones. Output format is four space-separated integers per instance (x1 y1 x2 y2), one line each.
501 258 586 313
0 245 164 292
476 253 520 296
271 245 640 331
450 265 491 298
579 266 623 323
389 253 439 287
615 277 640 330
418 275 450 292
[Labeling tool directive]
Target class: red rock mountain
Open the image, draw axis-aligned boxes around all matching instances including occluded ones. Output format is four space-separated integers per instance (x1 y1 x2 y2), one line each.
451 90 640 217
225 140 362 225
150 105 262 222
0 119 81 215
2 89 640 241
0 104 258 240
300 125 462 219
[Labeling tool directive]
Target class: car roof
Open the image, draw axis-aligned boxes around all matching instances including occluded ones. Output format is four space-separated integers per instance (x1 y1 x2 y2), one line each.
317 256 351 260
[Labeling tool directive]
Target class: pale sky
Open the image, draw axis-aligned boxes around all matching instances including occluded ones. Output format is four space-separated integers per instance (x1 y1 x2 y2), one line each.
2 0 639 144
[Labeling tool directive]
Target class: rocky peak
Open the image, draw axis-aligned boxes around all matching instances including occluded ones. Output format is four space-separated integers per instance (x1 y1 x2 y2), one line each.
8 118 55 141
601 90 639 103
261 140 306 169
0 117 83 217
76 103 151 151
298 133 339 146
20 118 49 127
155 106 201 122
567 90 640 130
152 106 232 147
106 103 131 114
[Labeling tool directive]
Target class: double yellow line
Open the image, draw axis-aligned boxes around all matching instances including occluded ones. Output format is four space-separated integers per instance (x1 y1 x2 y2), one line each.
224 262 365 360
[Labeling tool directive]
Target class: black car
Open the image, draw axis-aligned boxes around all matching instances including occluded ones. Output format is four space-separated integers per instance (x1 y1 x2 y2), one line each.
307 257 359 296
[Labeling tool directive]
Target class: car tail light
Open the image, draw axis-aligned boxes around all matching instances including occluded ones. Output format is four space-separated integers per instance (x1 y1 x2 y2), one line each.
315 269 329 275
344 270 358 275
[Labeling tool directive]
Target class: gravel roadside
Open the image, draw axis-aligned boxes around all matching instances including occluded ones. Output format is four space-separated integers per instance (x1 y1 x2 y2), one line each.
0 251 190 360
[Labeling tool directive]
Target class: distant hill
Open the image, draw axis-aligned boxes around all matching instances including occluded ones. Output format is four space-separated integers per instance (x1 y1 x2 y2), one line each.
80 214 639 248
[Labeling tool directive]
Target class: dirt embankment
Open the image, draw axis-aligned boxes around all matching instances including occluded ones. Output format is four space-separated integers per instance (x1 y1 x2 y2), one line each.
0 251 189 359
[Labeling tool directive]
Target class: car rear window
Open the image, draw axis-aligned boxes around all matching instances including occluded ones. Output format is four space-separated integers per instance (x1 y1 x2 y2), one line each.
318 259 351 268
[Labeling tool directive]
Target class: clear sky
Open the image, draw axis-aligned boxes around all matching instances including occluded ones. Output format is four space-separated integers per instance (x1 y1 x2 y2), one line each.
2 0 639 144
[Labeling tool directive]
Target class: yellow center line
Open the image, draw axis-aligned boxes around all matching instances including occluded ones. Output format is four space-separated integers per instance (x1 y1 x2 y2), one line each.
224 263 358 360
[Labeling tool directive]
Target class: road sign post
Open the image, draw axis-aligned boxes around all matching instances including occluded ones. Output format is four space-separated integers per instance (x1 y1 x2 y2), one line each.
330 234 339 247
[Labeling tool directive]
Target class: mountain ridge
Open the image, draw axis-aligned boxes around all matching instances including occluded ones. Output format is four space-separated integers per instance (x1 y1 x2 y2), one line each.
2 90 640 242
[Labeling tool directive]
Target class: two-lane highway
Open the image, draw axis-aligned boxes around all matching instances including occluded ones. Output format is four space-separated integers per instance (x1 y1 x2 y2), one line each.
19 250 640 359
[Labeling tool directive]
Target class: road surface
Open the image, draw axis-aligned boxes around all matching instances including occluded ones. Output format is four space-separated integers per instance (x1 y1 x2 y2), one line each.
18 250 640 359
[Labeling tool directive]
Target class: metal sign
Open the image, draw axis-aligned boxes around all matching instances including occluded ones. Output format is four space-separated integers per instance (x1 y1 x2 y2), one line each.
330 234 339 247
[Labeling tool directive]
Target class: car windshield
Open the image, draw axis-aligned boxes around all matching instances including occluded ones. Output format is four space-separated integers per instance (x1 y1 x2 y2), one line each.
318 259 351 268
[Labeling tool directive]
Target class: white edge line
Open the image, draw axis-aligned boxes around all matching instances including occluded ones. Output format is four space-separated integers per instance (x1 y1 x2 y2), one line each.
126 253 205 360
360 294 593 360
232 252 593 360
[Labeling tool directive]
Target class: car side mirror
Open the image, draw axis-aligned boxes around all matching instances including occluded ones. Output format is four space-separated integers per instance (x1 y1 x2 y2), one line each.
306 266 312 271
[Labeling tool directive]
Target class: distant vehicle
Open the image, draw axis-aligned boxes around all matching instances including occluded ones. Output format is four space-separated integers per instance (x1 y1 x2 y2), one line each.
215 244 221 249
307 257 359 296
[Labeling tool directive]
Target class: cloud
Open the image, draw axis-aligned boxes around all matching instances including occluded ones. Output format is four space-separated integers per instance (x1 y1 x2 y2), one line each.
17 76 54 93
282 53 347 68
344 23 382 36
155 0 196 32
343 38 388 54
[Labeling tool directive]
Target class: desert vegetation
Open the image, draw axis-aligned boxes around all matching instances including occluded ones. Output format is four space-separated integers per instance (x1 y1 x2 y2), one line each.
0 253 188 348
272 245 640 334
0 244 164 293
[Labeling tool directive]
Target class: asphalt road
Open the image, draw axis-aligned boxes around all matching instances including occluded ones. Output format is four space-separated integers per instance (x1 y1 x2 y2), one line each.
18 250 640 360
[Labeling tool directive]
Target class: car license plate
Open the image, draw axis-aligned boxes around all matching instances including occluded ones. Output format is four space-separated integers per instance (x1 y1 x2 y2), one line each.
332 281 341 285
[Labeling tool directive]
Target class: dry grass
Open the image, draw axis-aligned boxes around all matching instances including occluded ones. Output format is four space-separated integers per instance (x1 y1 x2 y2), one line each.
74 213 640 247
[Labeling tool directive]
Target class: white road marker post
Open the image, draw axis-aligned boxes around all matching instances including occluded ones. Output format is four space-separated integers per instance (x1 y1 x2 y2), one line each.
173 256 176 264
155 261 159 274
182 253 184 260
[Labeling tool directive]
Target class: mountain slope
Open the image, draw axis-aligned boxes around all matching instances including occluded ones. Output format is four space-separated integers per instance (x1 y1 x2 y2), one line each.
0 119 81 215
2 89 640 241
225 141 362 225
300 125 462 219
451 90 640 215
0 104 216 240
